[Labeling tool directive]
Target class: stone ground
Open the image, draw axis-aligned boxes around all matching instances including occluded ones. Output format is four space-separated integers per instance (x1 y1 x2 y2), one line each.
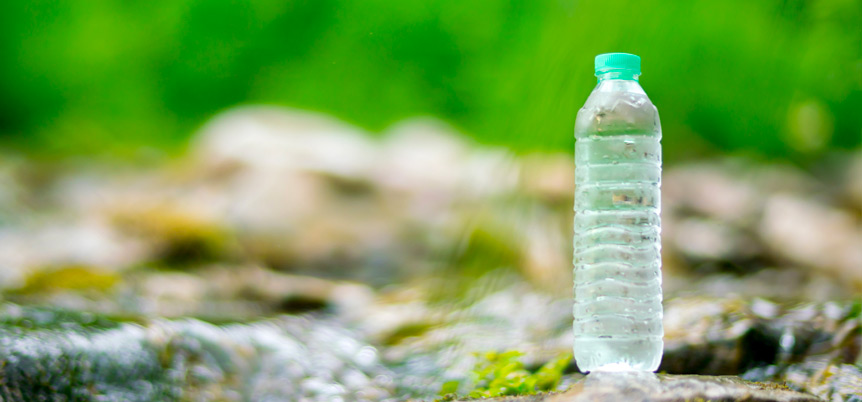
1 107 862 401
455 373 824 402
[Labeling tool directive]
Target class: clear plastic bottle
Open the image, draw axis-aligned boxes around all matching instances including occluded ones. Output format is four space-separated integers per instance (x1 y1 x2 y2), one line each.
573 53 663 372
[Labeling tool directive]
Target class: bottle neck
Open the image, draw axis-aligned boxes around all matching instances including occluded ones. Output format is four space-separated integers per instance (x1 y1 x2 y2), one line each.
596 71 640 82
594 74 646 95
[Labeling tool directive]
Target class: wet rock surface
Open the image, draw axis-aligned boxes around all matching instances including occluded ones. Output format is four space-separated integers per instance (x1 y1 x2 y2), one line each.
4 293 859 401
661 298 860 375
744 362 862 402
550 372 821 402
449 374 822 402
1 107 862 400
0 304 397 402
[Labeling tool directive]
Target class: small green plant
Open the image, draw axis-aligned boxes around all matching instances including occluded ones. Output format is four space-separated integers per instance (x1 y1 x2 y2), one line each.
439 350 572 398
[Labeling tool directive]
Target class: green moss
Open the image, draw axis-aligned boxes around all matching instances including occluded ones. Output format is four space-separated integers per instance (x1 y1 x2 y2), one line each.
752 381 792 391
381 321 439 346
847 299 862 320
10 265 120 296
0 303 140 332
440 350 571 399
111 206 235 266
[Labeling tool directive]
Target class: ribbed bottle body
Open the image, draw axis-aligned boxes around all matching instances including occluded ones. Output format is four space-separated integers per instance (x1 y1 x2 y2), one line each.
573 80 663 372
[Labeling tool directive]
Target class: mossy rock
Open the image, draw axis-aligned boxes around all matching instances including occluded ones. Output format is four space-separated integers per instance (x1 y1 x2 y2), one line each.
0 304 395 401
7 265 120 297
110 205 236 266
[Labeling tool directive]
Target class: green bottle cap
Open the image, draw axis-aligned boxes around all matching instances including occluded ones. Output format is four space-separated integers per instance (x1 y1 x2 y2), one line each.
594 53 641 75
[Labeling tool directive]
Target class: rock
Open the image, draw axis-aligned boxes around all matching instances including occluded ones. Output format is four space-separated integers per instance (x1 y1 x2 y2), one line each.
759 195 862 288
0 220 148 290
0 304 396 402
665 269 853 303
662 163 762 226
366 291 859 399
108 202 236 265
661 297 861 376
519 153 574 203
3 279 862 401
202 265 377 317
192 106 379 181
128 265 379 319
181 108 521 280
545 372 821 402
448 374 820 402
5 107 862 301
138 271 210 316
5 108 862 401
745 361 862 402
661 297 755 375
668 217 759 263
376 118 517 204
659 160 855 298
378 283 573 397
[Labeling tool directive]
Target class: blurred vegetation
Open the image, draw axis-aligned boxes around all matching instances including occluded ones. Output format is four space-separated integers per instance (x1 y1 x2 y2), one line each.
0 0 860 162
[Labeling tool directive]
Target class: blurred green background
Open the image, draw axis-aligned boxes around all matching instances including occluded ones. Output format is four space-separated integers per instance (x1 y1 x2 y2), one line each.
1 0 860 163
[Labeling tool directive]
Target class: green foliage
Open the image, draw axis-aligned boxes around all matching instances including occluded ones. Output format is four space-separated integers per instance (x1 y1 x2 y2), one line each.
0 0 861 161
440 350 572 398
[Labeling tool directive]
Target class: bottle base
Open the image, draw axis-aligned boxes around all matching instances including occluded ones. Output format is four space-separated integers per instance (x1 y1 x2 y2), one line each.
574 337 662 372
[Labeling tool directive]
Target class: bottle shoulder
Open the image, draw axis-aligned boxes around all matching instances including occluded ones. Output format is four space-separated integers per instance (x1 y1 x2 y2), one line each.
575 85 661 139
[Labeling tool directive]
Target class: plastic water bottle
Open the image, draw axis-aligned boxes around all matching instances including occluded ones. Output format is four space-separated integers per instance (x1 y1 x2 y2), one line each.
573 53 663 372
